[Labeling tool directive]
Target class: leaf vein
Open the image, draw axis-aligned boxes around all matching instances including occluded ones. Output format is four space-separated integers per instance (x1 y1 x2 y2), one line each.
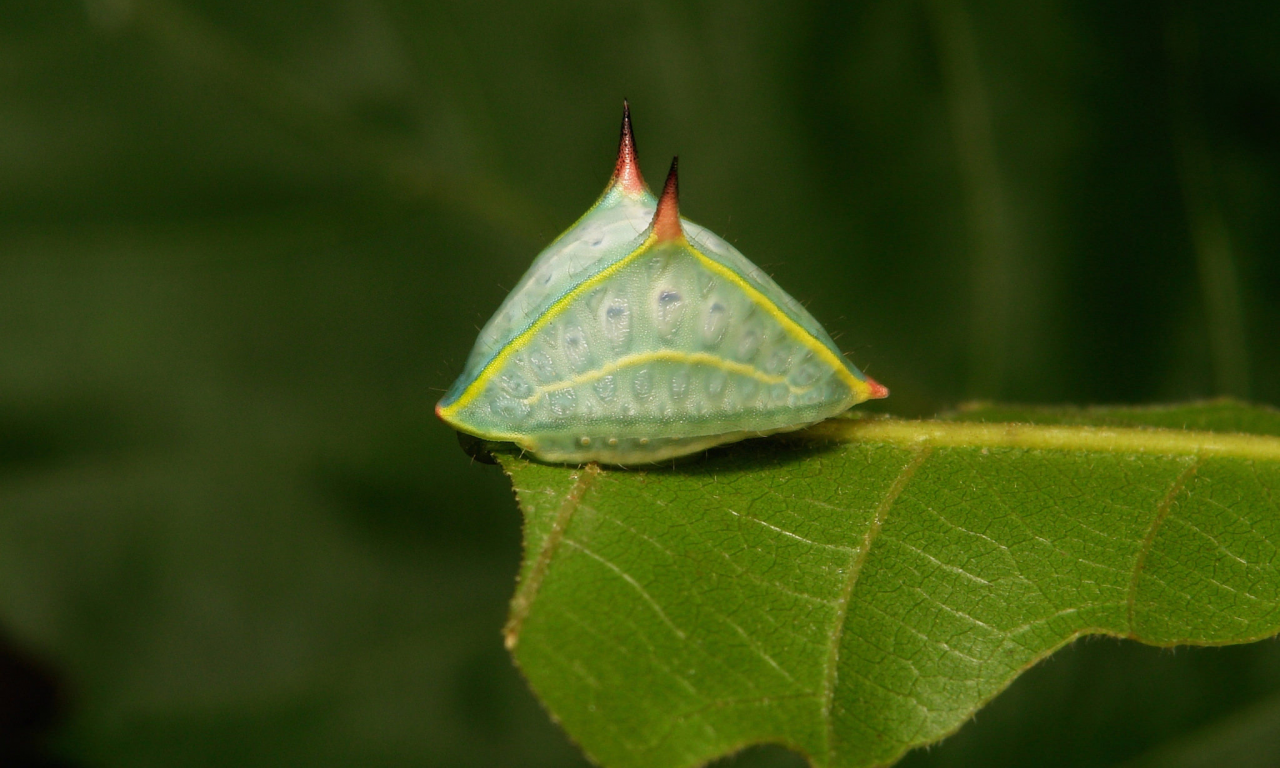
1127 456 1202 635
724 506 857 553
822 445 932 765
563 538 688 640
504 463 601 650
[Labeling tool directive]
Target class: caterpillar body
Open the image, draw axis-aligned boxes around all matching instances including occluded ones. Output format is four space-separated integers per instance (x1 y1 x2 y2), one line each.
437 103 887 464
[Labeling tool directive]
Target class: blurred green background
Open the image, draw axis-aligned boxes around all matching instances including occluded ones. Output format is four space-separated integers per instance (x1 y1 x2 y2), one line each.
1 1 1278 766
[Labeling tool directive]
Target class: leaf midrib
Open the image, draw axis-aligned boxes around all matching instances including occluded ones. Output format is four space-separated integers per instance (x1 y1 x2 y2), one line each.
811 419 1280 460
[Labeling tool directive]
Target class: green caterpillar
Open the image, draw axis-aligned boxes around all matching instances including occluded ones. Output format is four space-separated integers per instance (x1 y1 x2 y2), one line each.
437 103 886 464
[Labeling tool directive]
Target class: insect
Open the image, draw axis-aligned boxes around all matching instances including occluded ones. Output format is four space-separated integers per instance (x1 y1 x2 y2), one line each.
436 103 887 464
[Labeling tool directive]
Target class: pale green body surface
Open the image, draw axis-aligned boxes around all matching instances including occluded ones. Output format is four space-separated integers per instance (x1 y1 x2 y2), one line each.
437 119 883 464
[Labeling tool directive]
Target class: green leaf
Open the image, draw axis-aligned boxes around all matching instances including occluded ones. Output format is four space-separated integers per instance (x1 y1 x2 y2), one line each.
496 401 1280 768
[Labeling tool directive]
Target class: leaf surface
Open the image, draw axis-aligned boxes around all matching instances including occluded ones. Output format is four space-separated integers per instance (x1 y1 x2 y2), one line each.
497 402 1280 768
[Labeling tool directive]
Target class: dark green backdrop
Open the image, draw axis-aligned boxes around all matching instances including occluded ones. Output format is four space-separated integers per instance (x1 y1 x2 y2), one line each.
1 1 1278 766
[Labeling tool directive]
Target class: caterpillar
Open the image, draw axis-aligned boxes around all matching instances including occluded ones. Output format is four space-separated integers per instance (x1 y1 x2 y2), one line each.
437 103 886 464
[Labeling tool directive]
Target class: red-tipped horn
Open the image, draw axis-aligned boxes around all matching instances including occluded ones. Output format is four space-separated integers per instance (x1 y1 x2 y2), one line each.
651 156 683 242
611 100 646 194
